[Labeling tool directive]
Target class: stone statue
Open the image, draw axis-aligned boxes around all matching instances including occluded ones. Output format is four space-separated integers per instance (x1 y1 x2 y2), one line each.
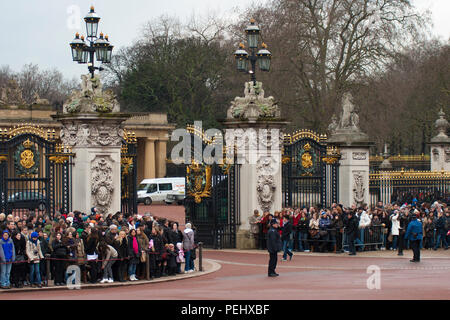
32 92 50 105
63 74 120 114
328 114 338 133
0 79 25 105
338 92 359 131
227 81 280 120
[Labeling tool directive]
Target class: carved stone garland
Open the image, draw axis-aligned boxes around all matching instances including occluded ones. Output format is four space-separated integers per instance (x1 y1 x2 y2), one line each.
353 171 365 206
60 123 124 147
256 131 283 213
91 156 114 215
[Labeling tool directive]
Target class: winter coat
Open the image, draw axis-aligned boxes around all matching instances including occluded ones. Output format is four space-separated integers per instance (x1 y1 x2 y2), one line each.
344 215 358 236
127 235 142 263
166 249 178 268
101 245 118 269
390 213 400 236
435 216 447 234
249 215 261 235
319 216 331 230
39 237 51 256
162 226 170 244
297 217 309 232
74 239 86 265
12 236 27 261
26 239 43 263
261 215 271 234
182 230 195 251
113 238 128 259
281 221 293 241
329 217 339 237
0 237 15 263
52 239 68 258
359 211 371 229
65 238 77 259
137 233 149 256
104 230 118 245
309 218 319 230
149 233 164 261
267 227 282 254
168 229 183 245
405 219 423 241
85 237 98 255
423 217 435 237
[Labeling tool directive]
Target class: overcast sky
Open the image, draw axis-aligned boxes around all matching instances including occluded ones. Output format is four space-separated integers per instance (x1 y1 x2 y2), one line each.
0 0 448 80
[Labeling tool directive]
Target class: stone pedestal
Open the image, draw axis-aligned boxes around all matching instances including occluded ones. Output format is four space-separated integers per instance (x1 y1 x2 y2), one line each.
56 115 130 216
429 109 450 171
222 81 288 249
331 142 371 208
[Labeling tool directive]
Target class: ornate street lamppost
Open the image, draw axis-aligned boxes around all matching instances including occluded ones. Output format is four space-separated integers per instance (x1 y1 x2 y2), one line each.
69 6 113 78
234 19 272 85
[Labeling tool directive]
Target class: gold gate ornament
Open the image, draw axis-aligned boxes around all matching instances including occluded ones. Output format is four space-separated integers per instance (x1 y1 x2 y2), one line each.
187 163 212 204
14 138 40 177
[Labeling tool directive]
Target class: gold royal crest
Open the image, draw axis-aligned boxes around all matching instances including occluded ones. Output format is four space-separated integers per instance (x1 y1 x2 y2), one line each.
20 139 35 169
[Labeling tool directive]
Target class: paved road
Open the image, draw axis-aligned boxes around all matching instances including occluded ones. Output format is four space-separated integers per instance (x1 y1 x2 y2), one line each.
3 250 449 300
138 203 185 227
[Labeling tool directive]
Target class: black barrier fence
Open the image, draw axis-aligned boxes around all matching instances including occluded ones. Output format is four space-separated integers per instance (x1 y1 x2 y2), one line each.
256 225 386 252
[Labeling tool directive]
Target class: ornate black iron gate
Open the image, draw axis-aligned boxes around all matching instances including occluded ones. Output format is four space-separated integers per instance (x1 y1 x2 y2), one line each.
183 125 240 249
121 131 138 217
0 125 73 218
282 130 339 209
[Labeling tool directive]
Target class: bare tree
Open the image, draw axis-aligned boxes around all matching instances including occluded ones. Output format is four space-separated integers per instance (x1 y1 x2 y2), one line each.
234 0 430 131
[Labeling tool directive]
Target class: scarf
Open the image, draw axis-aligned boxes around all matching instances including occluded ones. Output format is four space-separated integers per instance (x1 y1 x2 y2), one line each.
132 236 138 255
184 228 193 234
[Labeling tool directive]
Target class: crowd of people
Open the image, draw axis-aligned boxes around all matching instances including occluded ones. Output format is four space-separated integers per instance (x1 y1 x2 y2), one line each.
0 208 197 289
249 199 450 258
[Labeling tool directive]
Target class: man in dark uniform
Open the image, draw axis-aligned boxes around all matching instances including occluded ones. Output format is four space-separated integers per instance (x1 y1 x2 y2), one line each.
344 210 358 256
267 219 282 277
405 212 423 262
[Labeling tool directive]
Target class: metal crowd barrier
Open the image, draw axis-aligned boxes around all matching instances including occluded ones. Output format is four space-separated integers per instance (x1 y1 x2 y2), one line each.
342 225 384 250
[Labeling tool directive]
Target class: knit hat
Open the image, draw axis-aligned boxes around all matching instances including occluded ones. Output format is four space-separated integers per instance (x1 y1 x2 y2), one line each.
31 231 39 238
2 229 9 236
43 224 52 234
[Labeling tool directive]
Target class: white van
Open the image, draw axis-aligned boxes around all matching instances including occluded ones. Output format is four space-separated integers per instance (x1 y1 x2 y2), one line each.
137 177 185 205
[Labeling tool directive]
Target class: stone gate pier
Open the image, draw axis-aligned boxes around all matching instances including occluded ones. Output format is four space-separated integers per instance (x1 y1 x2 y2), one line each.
327 93 374 208
222 81 289 249
54 75 131 216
